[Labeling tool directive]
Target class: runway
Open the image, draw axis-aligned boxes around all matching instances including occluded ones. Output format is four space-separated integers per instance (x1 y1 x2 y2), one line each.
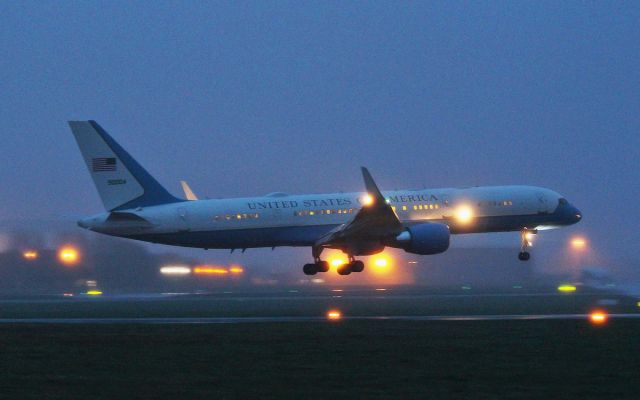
1 313 639 324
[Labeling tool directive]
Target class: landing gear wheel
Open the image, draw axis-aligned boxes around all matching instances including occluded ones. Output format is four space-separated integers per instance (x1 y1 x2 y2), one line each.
518 229 535 261
316 261 330 273
518 251 530 261
351 260 365 273
303 263 318 275
337 264 352 275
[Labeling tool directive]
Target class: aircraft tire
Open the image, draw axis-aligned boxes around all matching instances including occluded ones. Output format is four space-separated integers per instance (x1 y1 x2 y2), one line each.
316 261 330 273
303 263 318 275
337 264 352 276
518 252 530 261
351 260 365 273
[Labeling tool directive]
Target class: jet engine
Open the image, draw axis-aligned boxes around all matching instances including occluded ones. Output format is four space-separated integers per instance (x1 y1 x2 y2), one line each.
391 223 450 255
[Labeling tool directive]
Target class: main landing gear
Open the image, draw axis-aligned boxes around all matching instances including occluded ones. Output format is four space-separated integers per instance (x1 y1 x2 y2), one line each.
518 229 536 261
337 257 364 276
303 261 329 275
303 248 365 275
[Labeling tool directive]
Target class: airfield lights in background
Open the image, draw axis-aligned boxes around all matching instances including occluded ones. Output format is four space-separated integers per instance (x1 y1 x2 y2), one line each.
557 284 577 293
159 264 246 276
326 309 342 321
160 265 192 276
57 246 80 266
589 310 608 325
22 250 39 260
570 236 588 251
193 265 229 275
229 266 244 274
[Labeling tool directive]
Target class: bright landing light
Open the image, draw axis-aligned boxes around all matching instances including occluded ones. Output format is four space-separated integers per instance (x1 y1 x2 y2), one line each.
361 193 374 207
525 232 535 246
331 258 346 267
454 205 474 224
374 258 388 268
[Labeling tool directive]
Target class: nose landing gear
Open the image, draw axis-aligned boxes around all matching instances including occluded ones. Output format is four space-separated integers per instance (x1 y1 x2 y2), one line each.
518 230 536 261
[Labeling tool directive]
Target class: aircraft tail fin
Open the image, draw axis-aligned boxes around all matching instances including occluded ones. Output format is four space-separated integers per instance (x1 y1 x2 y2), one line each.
69 120 182 211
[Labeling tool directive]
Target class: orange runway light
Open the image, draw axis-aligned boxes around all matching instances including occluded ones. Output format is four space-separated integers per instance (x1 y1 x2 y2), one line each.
193 266 229 275
326 309 342 321
58 246 80 266
589 310 608 325
229 266 244 274
22 250 39 260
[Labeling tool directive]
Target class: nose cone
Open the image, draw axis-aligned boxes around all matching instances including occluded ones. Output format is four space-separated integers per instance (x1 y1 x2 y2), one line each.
570 205 582 224
554 198 582 225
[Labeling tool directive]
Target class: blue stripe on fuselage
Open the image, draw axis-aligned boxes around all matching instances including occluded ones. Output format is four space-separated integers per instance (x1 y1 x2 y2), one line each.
124 224 340 249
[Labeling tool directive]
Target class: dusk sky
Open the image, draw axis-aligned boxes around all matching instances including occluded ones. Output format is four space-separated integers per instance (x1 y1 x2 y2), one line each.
1 2 638 264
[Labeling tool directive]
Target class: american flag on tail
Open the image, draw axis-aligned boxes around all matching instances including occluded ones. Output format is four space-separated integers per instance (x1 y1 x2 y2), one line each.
92 157 117 172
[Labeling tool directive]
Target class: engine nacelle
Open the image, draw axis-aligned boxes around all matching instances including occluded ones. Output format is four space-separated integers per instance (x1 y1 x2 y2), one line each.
393 223 450 255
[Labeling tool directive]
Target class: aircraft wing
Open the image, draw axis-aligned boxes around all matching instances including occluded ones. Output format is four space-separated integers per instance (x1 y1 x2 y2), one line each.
180 181 199 201
315 168 403 248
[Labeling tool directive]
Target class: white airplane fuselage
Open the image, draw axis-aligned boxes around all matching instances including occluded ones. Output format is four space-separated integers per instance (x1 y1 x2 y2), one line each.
79 185 581 250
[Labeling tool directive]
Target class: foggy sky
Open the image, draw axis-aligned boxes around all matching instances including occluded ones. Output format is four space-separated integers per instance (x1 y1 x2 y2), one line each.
0 2 638 264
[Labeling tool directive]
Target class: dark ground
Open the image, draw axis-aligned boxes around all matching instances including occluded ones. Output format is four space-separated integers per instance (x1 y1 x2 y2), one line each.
0 320 639 399
0 288 639 399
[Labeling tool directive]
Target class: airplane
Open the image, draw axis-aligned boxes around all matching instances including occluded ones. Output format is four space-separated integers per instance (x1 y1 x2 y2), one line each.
69 120 582 276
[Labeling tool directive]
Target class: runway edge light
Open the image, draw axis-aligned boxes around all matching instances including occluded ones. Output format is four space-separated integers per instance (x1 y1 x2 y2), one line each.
327 309 342 321
589 310 608 325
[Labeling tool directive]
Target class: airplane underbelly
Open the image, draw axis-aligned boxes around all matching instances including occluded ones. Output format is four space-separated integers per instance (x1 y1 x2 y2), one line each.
126 224 339 249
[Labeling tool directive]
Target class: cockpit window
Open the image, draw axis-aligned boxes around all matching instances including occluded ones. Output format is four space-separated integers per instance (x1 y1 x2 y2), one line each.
558 198 568 205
